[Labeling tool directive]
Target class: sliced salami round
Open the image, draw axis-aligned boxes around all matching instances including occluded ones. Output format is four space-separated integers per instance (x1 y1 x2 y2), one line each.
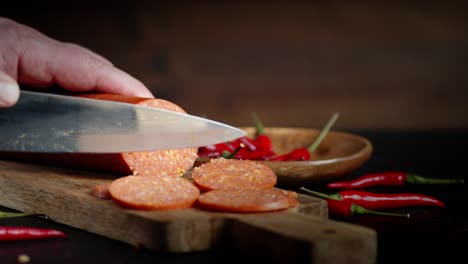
109 175 200 210
191 158 277 191
91 183 112 199
198 188 298 213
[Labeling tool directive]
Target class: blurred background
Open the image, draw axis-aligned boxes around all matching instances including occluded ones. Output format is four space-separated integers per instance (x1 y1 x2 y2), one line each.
2 1 467 130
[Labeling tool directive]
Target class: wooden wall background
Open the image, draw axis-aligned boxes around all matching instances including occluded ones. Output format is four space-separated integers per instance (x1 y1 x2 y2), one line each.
3 2 467 130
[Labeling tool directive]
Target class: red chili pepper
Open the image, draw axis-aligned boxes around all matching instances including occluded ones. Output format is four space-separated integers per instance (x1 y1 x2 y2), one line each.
251 112 273 151
244 149 276 160
221 113 275 160
0 226 67 241
327 171 465 189
221 143 245 159
198 142 235 158
231 136 258 152
221 141 253 160
270 112 339 161
270 147 310 161
200 137 274 160
327 199 410 219
254 134 272 151
300 187 445 210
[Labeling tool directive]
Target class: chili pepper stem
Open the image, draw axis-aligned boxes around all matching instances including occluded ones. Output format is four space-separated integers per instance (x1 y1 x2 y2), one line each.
351 204 410 218
406 174 464 185
222 143 245 159
299 187 341 200
308 112 339 153
0 212 36 218
251 112 265 136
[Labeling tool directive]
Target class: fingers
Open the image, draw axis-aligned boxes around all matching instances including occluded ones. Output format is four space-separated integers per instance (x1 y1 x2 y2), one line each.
0 70 20 108
59 43 154 98
4 18 154 98
40 42 154 98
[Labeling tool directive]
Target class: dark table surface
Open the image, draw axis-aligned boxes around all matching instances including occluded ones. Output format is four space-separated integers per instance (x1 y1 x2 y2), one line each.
1 130 467 264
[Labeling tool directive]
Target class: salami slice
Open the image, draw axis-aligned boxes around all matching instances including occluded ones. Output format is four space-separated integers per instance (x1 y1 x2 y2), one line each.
109 175 200 210
0 94 198 177
192 158 277 191
198 188 298 213
91 183 112 199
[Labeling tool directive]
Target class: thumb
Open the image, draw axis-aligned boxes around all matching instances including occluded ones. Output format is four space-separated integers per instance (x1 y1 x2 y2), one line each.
0 70 20 108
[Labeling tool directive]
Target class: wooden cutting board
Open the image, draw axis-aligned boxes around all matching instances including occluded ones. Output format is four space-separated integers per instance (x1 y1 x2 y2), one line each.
0 160 377 264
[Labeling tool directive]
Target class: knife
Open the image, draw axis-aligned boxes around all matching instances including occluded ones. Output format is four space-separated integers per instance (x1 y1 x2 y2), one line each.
0 91 246 153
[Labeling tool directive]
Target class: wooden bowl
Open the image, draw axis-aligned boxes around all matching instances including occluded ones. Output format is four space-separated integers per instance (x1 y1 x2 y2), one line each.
195 127 373 187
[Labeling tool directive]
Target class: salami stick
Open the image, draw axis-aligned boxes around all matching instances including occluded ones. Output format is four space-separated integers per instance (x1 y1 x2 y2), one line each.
0 94 198 177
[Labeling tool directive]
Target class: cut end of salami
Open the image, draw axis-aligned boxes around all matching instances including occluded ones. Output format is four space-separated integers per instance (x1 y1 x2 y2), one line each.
116 96 198 177
109 175 200 210
78 94 199 177
192 158 277 191
123 148 198 177
198 188 298 213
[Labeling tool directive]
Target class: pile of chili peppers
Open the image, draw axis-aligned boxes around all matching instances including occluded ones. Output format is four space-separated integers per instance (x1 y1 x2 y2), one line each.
198 132 276 161
198 112 339 161
301 171 463 220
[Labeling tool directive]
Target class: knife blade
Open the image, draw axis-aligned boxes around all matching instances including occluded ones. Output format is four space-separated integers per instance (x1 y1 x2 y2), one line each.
0 91 246 153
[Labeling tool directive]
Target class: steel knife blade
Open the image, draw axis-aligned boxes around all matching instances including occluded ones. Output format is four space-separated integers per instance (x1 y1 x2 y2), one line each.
0 91 246 153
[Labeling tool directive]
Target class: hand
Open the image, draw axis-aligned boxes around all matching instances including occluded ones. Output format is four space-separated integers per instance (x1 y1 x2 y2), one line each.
0 17 153 108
